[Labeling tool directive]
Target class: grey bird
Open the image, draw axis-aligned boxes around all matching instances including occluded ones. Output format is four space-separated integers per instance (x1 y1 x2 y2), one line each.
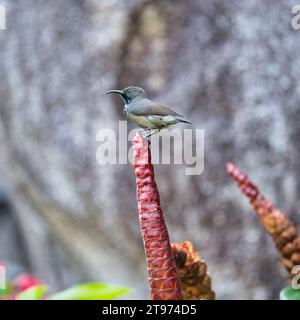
105 86 192 137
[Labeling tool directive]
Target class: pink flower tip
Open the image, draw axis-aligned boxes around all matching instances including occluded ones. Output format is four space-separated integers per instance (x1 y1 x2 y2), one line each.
12 273 42 291
226 162 236 174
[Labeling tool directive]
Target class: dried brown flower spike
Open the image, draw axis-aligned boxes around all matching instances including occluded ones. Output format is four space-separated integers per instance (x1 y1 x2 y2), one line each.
172 241 215 300
227 163 300 275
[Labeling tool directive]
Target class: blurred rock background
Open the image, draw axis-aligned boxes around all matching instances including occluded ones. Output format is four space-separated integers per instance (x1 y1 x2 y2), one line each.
0 0 299 299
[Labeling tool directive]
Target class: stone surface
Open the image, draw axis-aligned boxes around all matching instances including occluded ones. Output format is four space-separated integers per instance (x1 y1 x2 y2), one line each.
0 0 299 299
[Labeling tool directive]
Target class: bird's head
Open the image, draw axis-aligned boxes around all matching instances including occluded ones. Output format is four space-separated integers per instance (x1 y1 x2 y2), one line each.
105 86 147 104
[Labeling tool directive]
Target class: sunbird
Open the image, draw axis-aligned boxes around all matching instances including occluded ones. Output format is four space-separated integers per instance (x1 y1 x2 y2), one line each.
105 86 192 137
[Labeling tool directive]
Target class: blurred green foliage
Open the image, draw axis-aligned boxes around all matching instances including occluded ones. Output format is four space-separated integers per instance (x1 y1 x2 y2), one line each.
16 283 131 300
279 287 300 300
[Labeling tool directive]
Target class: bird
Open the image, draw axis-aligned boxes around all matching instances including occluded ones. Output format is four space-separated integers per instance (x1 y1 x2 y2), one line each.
105 86 192 137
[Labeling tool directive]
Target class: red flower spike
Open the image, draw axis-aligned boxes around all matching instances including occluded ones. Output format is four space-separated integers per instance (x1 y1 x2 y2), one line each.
227 163 300 275
132 132 183 300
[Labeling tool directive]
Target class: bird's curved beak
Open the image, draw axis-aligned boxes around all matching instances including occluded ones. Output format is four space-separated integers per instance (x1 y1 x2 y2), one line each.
105 89 123 95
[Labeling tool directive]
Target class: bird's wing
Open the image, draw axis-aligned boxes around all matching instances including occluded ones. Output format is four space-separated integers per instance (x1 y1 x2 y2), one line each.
129 99 183 117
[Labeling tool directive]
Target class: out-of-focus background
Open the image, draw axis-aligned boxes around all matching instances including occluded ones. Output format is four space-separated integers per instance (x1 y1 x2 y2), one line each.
0 0 299 299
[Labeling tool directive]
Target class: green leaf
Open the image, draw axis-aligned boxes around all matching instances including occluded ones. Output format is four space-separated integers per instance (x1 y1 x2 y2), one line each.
279 286 300 300
49 283 131 300
16 285 48 300
0 288 10 297
0 283 13 297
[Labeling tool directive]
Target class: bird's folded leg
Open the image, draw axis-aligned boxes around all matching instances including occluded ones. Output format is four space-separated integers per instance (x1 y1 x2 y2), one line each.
138 128 149 134
139 128 151 138
145 129 160 139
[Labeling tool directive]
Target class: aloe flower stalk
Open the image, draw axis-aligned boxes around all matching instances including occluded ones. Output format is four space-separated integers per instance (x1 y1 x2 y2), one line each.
132 132 182 300
227 163 300 275
172 241 215 300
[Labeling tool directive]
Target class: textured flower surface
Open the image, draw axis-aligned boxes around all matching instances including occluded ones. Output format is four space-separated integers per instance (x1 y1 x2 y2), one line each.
133 132 182 300
172 241 215 300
